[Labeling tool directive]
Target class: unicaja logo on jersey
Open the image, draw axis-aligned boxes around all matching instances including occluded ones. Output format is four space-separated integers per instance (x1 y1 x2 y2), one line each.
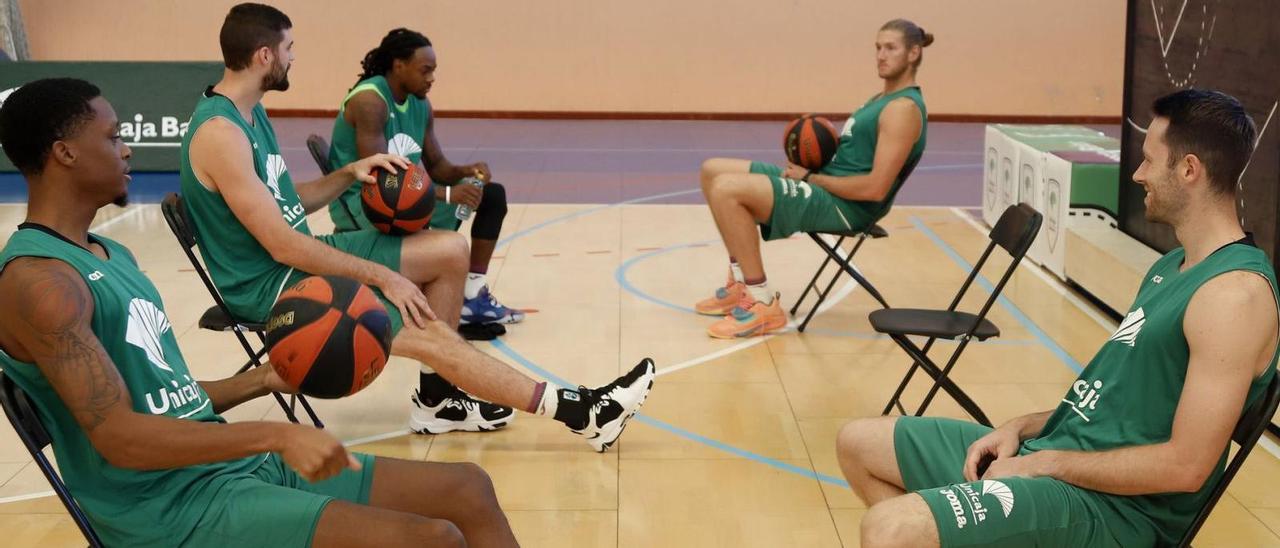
841 116 855 137
125 298 172 372
1109 307 1145 347
1063 378 1104 422
265 154 288 201
388 133 422 157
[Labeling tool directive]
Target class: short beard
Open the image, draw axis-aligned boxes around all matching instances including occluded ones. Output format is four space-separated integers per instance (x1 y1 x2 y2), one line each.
262 63 291 92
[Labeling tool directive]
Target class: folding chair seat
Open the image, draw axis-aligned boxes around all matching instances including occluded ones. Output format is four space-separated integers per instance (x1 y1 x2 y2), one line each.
160 193 323 427
876 203 1042 427
1177 373 1280 546
0 372 105 547
789 224 891 332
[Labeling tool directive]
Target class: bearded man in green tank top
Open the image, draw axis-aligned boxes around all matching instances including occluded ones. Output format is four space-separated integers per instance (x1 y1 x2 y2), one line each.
837 89 1279 547
181 3 653 450
0 78 517 548
695 19 933 339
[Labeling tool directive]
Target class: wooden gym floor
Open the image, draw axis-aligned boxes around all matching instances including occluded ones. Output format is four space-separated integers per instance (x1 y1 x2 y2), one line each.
0 119 1278 547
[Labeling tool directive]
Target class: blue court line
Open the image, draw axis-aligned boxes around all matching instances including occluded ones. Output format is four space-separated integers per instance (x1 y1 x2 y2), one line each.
909 216 1085 374
495 188 701 249
488 338 850 487
613 239 1040 346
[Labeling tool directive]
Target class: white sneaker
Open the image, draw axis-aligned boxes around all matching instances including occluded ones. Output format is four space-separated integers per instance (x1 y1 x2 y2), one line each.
409 389 515 434
570 358 656 452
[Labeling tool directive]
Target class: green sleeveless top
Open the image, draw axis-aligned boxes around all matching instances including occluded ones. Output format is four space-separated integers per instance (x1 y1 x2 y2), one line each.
0 227 263 547
824 86 927 221
179 89 312 322
326 76 453 231
1023 242 1279 545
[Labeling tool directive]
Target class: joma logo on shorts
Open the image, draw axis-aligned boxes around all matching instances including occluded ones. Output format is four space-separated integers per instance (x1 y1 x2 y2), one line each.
940 487 968 528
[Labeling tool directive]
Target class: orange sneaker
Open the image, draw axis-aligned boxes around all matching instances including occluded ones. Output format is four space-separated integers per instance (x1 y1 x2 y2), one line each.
707 293 787 339
695 280 747 316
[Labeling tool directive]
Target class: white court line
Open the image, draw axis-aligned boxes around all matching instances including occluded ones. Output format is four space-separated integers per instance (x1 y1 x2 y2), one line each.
89 206 147 234
0 490 55 504
341 429 412 448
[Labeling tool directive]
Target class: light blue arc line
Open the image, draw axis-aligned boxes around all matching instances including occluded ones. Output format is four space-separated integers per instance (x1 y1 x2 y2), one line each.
613 239 1040 346
487 338 850 487
909 216 1084 373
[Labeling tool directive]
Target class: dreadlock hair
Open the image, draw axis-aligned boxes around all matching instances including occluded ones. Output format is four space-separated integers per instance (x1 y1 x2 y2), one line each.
355 28 432 88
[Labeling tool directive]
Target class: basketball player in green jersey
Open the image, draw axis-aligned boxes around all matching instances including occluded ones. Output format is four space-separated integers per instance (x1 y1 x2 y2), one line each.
838 90 1278 547
695 19 931 339
0 78 516 548
329 28 524 327
182 3 653 451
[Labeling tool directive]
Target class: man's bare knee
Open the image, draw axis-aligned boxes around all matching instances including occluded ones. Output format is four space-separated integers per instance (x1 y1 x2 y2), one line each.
837 417 890 464
451 462 501 513
861 497 938 548
412 517 465 547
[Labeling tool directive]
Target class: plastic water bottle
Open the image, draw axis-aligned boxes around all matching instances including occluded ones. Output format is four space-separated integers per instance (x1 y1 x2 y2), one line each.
453 176 485 221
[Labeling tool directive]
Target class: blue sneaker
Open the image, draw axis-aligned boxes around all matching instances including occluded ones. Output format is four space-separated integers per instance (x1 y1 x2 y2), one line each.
461 286 526 325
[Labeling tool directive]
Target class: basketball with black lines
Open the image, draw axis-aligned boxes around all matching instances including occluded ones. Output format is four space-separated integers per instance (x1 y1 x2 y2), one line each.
362 163 434 235
265 276 392 399
783 115 839 170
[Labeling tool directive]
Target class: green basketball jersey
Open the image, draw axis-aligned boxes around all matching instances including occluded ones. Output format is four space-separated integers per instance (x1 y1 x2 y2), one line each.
822 86 927 221
1022 242 1279 545
326 76 457 231
180 89 311 322
0 227 263 547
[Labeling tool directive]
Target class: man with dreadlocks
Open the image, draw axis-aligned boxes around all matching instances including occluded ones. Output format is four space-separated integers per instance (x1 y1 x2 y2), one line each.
328 28 522 330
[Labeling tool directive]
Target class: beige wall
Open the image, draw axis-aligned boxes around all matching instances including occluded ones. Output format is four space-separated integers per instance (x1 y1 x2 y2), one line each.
18 0 1125 116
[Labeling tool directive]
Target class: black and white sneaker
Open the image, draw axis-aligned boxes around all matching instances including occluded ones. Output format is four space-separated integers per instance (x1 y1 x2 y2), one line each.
409 389 515 434
568 358 656 453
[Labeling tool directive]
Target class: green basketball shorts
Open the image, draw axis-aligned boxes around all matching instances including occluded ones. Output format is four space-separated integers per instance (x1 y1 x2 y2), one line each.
747 162 872 240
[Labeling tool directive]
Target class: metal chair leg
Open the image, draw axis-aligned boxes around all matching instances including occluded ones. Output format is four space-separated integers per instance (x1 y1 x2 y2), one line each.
791 235 845 316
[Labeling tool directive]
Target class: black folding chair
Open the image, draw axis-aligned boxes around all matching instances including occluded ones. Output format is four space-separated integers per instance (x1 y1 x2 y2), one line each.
306 134 334 176
874 203 1042 426
789 162 924 332
789 224 890 332
1177 373 1280 547
160 193 323 427
0 372 105 547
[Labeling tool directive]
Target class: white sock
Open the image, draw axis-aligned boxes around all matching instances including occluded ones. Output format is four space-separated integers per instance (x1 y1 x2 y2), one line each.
537 385 559 416
729 262 744 284
464 273 486 300
747 282 773 304
421 364 436 374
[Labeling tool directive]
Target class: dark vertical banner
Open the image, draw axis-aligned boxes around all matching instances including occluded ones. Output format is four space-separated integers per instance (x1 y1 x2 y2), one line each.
1120 0 1279 263
0 62 223 172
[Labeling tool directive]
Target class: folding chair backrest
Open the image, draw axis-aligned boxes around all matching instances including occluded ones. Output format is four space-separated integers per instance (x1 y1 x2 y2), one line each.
160 193 240 317
1178 373 1280 547
161 192 197 250
989 202 1042 260
0 372 105 547
306 134 334 176
945 203 1043 322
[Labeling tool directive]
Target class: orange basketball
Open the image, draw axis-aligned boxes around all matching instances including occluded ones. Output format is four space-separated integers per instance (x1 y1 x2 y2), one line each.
783 115 839 170
362 163 434 235
265 276 392 399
